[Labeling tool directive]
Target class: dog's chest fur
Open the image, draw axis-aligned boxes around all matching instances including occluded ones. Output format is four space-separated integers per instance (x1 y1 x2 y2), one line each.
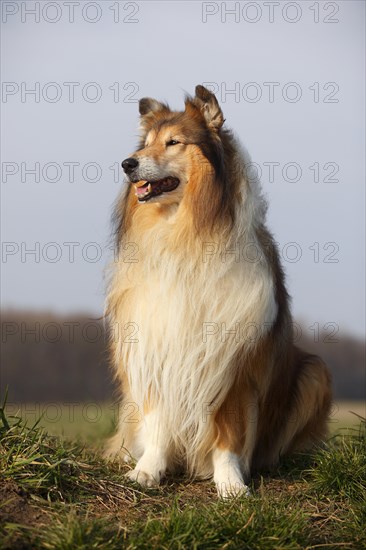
110 213 277 454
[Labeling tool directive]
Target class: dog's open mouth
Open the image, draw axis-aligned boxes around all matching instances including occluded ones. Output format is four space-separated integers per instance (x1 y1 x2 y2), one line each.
134 177 180 202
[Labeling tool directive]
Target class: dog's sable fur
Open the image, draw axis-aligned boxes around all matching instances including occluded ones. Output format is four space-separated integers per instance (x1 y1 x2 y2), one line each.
105 85 332 498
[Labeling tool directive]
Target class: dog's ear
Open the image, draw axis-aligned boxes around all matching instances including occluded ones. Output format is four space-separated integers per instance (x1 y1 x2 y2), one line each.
138 98 170 136
193 85 224 131
139 98 168 116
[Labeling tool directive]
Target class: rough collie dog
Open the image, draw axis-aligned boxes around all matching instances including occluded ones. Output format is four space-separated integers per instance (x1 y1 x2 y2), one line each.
105 85 331 498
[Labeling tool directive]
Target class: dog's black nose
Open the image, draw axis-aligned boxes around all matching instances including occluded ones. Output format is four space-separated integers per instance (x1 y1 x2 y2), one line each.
121 157 139 173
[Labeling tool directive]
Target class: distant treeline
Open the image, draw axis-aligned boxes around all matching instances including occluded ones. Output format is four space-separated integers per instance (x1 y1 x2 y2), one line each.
1 311 365 403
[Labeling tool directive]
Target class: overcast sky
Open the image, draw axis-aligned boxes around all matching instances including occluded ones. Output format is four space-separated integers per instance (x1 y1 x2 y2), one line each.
1 0 365 338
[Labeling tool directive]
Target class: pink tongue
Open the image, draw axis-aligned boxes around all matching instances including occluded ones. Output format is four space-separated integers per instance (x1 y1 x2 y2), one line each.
137 184 149 196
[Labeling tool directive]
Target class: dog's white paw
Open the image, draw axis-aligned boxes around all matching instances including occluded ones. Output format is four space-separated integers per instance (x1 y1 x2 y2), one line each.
125 468 161 488
213 449 250 499
216 480 251 499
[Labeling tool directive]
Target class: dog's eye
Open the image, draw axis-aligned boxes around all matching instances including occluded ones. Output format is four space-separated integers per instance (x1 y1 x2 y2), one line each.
166 139 180 146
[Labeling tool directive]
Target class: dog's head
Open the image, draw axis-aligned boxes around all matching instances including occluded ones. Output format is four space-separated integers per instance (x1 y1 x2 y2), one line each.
121 85 226 206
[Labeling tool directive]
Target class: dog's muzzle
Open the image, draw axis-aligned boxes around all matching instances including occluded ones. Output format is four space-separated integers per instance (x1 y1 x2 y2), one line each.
121 157 180 202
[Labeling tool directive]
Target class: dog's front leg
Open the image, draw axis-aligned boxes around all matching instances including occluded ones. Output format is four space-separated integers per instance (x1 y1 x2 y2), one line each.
126 409 169 488
213 448 250 498
213 390 258 498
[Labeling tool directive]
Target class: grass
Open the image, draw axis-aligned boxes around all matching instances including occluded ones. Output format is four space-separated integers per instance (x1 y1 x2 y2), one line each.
0 396 365 549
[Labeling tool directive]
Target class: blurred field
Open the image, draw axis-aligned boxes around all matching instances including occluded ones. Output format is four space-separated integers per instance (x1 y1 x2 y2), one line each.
5 400 365 442
4 401 118 443
328 400 366 432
